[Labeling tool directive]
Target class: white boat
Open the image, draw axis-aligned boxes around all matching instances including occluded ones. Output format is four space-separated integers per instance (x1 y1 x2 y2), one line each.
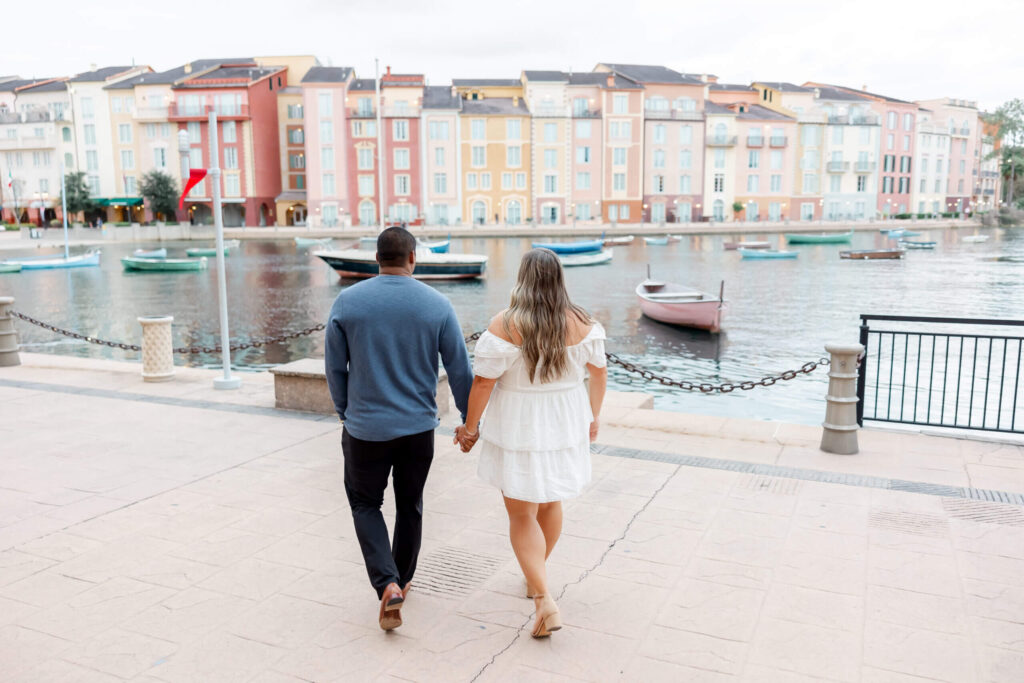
635 272 724 333
315 248 487 280
133 247 167 258
6 250 101 270
962 235 990 243
559 249 613 267
294 236 332 248
603 235 635 246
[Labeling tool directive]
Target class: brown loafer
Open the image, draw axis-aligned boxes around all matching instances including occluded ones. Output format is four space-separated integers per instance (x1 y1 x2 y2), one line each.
378 582 404 631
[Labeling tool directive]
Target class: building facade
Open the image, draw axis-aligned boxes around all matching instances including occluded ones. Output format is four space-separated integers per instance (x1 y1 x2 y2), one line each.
302 66 353 227
420 85 462 225
911 108 951 215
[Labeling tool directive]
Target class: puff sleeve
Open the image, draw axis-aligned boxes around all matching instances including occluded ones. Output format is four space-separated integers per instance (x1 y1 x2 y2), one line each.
585 323 607 368
473 332 519 379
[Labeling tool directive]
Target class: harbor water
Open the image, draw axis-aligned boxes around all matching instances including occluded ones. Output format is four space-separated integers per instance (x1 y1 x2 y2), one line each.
4 226 1022 425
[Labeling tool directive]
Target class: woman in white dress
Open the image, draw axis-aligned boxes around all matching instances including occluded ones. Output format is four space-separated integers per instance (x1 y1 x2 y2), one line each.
455 248 607 638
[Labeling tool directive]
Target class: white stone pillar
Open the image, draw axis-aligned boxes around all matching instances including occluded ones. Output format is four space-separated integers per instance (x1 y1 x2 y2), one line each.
138 315 174 382
820 343 864 455
0 297 19 367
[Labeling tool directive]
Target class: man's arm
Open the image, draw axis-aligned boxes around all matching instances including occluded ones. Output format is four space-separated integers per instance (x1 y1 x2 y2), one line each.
324 315 349 421
439 306 473 422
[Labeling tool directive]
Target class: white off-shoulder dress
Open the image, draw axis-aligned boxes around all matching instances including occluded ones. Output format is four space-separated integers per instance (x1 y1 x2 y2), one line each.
472 323 607 503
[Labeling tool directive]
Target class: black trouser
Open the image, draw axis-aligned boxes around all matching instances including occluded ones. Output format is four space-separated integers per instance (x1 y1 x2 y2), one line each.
342 427 434 599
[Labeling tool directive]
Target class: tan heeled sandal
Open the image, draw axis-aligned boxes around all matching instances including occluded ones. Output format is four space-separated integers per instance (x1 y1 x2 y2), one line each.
531 594 562 638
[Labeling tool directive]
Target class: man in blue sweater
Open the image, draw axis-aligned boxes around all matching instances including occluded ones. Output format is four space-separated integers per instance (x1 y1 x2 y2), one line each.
325 226 473 631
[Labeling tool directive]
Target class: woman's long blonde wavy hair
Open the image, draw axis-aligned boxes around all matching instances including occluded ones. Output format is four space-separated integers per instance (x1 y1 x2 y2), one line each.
503 248 592 384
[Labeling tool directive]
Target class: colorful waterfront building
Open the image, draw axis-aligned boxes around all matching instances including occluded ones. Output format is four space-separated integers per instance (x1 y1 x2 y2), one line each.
910 107 951 216
521 71 572 224
301 66 354 227
702 102 737 221
379 67 425 225
453 79 531 225
343 77 379 227
729 104 797 222
420 85 462 225
169 62 288 227
916 98 979 215
590 67 645 224
976 115 1001 213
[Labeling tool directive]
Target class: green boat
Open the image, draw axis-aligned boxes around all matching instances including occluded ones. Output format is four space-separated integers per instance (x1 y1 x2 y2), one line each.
185 239 240 257
785 230 854 245
0 263 22 273
121 256 208 272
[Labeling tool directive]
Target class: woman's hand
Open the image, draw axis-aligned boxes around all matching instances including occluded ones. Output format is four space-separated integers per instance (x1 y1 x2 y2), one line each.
589 418 599 443
454 425 479 453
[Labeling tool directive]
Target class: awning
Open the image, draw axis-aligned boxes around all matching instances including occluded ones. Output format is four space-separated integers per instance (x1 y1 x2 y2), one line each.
95 197 143 207
275 190 306 202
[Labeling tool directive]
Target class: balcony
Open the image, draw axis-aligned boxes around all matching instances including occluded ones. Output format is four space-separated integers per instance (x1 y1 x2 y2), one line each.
826 161 850 172
133 106 169 121
746 136 764 147
533 105 568 117
769 136 787 147
797 113 826 123
855 161 877 172
646 109 703 121
0 132 57 150
382 105 421 117
349 108 376 118
572 108 601 118
984 189 995 195
960 127 970 136
828 114 879 125
706 135 737 147
982 170 999 178
168 103 250 120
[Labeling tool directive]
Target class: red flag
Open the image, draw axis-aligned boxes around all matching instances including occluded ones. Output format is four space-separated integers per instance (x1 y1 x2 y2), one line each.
179 168 208 210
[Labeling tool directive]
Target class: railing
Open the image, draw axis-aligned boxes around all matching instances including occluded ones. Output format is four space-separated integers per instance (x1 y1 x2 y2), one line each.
826 161 850 172
533 105 567 117
169 104 250 119
706 135 737 147
572 109 601 118
857 315 1024 434
0 133 57 150
645 109 703 121
828 114 879 125
349 108 376 118
382 105 420 117
855 161 876 172
769 136 787 147
960 127 970 136
746 136 764 147
133 106 169 121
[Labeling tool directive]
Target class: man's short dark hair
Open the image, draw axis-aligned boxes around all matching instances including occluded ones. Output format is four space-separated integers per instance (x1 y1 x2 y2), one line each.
376 227 417 267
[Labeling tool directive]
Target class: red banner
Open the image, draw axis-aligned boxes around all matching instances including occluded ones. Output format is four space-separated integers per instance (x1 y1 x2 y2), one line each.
179 168 208 210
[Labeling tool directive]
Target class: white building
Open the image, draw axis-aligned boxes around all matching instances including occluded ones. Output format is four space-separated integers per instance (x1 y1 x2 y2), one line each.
420 85 462 225
911 108 951 215
813 87 881 221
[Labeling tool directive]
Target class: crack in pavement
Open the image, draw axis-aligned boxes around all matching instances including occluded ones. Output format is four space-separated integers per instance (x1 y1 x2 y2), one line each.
468 464 682 682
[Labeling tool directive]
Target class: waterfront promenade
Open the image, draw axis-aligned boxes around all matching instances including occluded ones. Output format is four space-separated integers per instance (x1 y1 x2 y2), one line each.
2 353 1023 681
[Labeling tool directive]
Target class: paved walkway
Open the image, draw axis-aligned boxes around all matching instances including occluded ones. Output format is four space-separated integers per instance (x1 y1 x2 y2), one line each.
1 354 1023 682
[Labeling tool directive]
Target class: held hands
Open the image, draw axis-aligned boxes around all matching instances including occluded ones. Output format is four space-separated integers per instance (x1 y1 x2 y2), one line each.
454 424 480 453
590 418 599 443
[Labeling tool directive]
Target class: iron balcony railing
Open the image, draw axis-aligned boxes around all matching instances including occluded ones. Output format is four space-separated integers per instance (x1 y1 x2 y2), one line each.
857 315 1024 434
349 108 376 118
769 136 787 147
746 136 764 147
169 104 250 119
855 161 877 172
572 109 601 118
706 135 737 147
133 106 169 121
828 114 880 125
827 161 850 172
645 109 703 121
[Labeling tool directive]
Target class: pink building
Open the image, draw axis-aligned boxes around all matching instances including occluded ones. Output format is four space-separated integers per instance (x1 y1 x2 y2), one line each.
592 67 645 223
916 98 979 214
379 67 425 225
301 66 353 227
728 104 797 221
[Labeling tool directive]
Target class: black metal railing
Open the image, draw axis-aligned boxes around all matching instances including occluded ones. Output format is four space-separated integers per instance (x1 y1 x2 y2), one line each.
857 315 1024 434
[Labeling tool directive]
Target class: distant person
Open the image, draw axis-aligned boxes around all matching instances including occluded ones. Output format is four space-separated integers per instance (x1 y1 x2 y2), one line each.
95 217 103 230
325 226 473 631
455 248 607 638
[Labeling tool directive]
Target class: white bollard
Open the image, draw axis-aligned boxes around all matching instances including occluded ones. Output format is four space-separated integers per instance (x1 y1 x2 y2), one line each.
820 343 864 455
0 297 19 367
138 315 174 382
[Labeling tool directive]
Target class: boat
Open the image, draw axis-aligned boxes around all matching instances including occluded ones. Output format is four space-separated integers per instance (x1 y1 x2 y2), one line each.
419 238 450 254
643 236 669 246
723 240 771 250
0 263 22 273
185 239 241 256
6 250 101 270
839 249 905 260
294 236 333 248
121 256 208 272
899 240 936 250
738 248 798 259
133 247 167 259
962 235 990 243
900 230 922 237
315 248 487 280
785 231 853 245
603 235 635 246
559 249 613 267
636 271 724 333
667 235 682 242
530 239 604 255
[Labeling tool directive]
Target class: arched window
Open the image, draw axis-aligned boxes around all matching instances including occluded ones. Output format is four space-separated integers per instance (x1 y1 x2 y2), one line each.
358 200 375 226
472 200 486 224
506 200 521 225
712 199 725 221
677 202 692 222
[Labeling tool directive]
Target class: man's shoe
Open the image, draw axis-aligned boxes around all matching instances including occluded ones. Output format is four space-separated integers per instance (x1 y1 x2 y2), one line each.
379 583 404 631
402 582 411 599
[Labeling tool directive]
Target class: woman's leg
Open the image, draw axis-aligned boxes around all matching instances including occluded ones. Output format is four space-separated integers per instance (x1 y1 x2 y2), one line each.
503 495 547 597
536 501 562 560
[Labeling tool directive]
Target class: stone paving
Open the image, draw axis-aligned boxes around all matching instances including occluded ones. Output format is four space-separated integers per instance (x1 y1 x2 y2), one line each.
1 353 1023 682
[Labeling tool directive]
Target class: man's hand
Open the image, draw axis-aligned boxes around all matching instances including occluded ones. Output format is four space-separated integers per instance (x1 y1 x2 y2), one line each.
453 425 479 453
589 419 599 443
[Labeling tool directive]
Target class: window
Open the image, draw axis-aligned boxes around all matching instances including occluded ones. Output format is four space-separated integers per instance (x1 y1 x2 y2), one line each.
748 150 760 169
857 175 867 192
224 174 239 197
713 174 724 192
288 128 304 144
679 174 691 193
653 124 666 143
958 179 964 192
679 125 693 145
39 178 49 193
544 174 557 193
921 158 929 174
224 147 238 169
288 103 303 119
613 94 627 114
960 140 967 154
434 147 445 166
187 122 200 143
319 121 333 144
358 175 374 196
613 173 626 191
471 146 485 167
887 111 897 129
189 147 202 172
747 175 760 192
920 178 927 192
832 126 844 144
544 149 557 169
576 146 591 163
289 153 304 169
829 174 841 192
714 149 725 169
505 119 521 140
935 179 942 192
88 175 100 194
543 123 557 142
883 155 894 172
395 175 410 195
576 203 591 220
154 148 166 168
471 119 485 140
433 172 448 194
770 174 782 192
653 149 665 168
859 126 871 145
86 150 98 171
120 150 134 169
801 125 821 146
429 120 450 140
62 127 71 142
318 92 332 116
112 97 122 113
84 124 96 145
676 97 697 112
466 173 477 189
576 172 591 190
646 96 669 111
898 177 909 194
900 156 911 173
81 97 94 119
903 113 913 131
160 123 170 138
481 173 491 189
320 147 333 170
936 158 943 173
620 204 630 219
357 97 373 117
653 175 665 193
959 159 966 173
768 150 782 170
610 121 631 139
803 173 818 192
394 148 410 170
882 177 893 193
887 133 895 150
393 120 408 141
613 148 626 166
357 148 373 170
507 145 521 167
575 120 591 138
322 173 335 195
222 120 237 144
679 149 692 169
501 172 512 190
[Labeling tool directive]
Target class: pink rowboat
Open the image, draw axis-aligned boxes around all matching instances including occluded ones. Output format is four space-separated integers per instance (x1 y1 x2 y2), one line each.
636 277 725 333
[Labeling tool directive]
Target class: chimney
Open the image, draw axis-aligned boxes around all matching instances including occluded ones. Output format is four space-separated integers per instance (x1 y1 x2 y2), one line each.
89 63 97 72
386 65 391 76
606 73 615 88
184 62 192 74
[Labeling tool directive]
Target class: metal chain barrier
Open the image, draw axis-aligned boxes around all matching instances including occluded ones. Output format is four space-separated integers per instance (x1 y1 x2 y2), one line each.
9 311 825 392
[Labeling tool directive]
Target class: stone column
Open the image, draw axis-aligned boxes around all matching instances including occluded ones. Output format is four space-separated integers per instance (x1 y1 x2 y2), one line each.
138 316 174 382
820 343 864 455
0 297 19 367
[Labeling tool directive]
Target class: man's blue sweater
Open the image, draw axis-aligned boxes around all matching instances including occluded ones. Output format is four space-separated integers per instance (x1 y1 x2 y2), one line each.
325 275 473 441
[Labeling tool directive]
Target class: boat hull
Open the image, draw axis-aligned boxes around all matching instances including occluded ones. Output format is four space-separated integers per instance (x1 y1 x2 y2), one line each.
839 249 904 260
724 241 771 250
643 237 669 246
559 249 613 267
531 240 604 254
12 251 101 270
738 248 797 259
0 263 22 273
121 256 208 271
785 231 853 244
603 235 634 246
899 240 936 249
316 251 486 280
638 296 722 333
295 237 331 248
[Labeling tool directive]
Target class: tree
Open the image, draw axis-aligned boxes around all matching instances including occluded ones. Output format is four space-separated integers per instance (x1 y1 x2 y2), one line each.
985 100 1024 206
731 201 745 219
63 171 95 220
139 170 179 221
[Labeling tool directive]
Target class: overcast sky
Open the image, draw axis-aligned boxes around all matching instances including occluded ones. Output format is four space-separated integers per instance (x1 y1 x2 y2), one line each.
5 0 1021 111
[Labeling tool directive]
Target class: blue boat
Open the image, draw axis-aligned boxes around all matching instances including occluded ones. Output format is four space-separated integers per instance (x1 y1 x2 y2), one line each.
531 239 604 255
899 230 922 237
420 238 450 254
6 250 101 270
738 248 798 260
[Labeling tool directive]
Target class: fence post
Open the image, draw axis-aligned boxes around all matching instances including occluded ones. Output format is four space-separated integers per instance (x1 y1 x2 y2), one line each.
138 316 174 382
0 297 19 367
821 343 865 455
856 318 869 426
